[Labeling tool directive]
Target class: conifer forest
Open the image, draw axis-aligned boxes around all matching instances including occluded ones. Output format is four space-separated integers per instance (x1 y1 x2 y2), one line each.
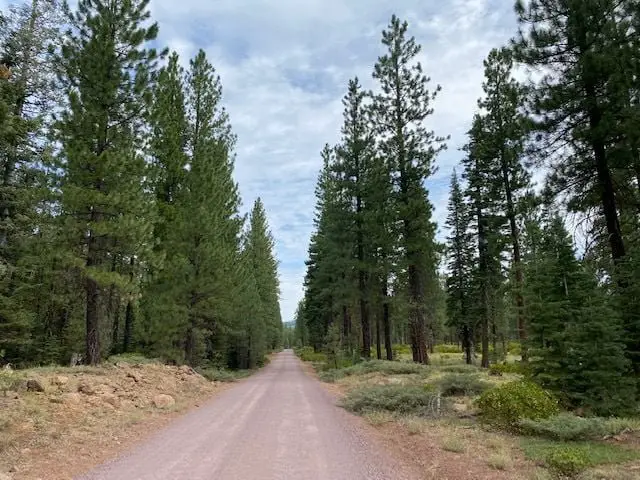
0 0 282 370
295 2 640 417
3 0 640 420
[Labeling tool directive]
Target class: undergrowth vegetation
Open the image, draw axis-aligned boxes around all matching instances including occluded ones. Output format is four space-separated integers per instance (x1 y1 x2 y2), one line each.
475 380 559 430
519 413 640 441
522 438 640 478
318 359 427 382
341 385 444 417
295 343 640 479
436 373 490 397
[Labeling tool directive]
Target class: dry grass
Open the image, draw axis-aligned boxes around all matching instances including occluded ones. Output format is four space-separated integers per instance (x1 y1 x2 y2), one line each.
440 435 466 453
578 462 640 479
487 452 512 470
310 355 536 480
363 410 395 426
0 361 226 479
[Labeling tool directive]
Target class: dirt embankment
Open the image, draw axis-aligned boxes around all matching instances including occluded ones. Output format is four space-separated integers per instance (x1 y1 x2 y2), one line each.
0 361 226 480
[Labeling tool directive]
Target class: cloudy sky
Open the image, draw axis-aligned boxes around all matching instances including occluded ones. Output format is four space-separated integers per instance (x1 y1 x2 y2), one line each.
3 0 521 323
151 0 520 324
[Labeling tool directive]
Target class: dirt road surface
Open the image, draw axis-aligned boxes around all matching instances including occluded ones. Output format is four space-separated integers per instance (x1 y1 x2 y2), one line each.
76 350 420 480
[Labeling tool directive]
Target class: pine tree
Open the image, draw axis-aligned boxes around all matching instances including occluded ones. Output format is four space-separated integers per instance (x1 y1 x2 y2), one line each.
302 146 343 351
461 114 504 368
247 198 282 351
513 0 640 372
478 47 531 359
527 215 635 415
55 0 162 364
174 49 242 366
293 299 308 347
138 50 189 361
334 77 376 359
0 0 63 365
370 15 447 364
445 170 475 364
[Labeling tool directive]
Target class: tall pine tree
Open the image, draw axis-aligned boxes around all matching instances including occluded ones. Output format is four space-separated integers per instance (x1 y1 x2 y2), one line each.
56 0 162 364
370 15 447 364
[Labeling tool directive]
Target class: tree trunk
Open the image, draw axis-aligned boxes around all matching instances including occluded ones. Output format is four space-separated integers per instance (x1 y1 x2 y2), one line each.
376 312 382 360
123 300 133 353
85 277 100 365
585 72 625 263
122 256 136 353
111 304 120 355
499 146 527 360
342 305 351 349
477 202 490 369
360 295 371 359
383 296 392 360
462 324 473 365
184 325 195 366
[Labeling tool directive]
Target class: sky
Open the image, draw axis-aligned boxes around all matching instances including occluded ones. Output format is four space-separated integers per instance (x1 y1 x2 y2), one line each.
2 0 521 324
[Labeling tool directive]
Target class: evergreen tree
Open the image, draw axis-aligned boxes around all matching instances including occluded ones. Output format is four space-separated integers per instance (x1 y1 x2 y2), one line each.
172 49 242 366
0 0 63 365
247 198 282 351
527 215 635 415
334 77 376 359
293 299 308 347
55 0 162 364
302 147 343 351
445 170 475 364
139 50 189 361
478 47 531 358
513 0 640 372
370 15 447 364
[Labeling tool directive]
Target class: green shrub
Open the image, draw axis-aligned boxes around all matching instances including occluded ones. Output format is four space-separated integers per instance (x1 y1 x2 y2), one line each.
318 360 426 382
392 344 412 356
439 364 480 374
437 373 490 397
197 368 251 382
341 385 443 417
489 362 528 376
523 439 640 477
546 446 590 477
295 346 327 363
476 380 559 430
506 341 521 355
519 413 640 441
0 370 23 393
434 344 463 354
108 353 160 365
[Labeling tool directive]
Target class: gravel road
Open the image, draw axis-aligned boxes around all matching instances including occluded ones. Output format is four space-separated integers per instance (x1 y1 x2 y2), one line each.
76 350 420 480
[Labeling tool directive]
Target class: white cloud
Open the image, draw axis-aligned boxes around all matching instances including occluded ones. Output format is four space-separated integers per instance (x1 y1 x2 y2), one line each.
0 0 520 324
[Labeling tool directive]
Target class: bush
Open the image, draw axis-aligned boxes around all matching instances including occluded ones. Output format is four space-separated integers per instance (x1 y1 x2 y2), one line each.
489 362 528 376
476 380 559 430
434 344 462 354
546 447 590 477
506 341 521 355
437 373 490 397
341 385 443 417
439 364 480 374
523 439 640 478
519 413 640 441
197 368 251 382
318 360 426 383
392 344 412 357
107 353 160 365
295 346 327 363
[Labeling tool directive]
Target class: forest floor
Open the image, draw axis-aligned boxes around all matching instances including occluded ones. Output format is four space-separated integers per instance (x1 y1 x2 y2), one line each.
0 356 235 480
302 351 640 480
